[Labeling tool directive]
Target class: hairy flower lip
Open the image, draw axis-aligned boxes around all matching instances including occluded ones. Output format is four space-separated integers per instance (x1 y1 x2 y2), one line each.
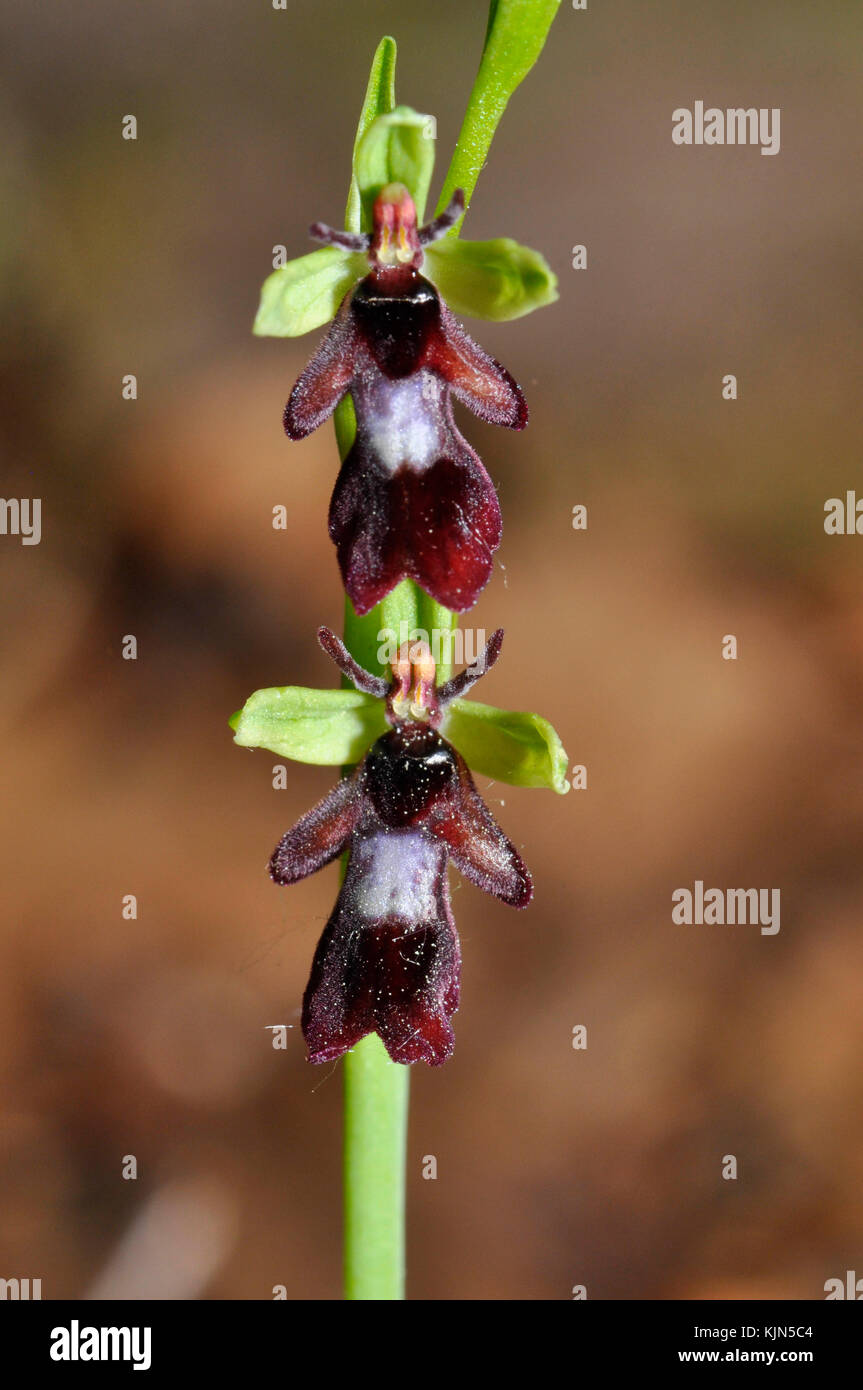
302 904 460 1068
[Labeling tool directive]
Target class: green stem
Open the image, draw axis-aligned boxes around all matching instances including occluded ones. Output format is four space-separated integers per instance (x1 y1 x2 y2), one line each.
343 1035 409 1299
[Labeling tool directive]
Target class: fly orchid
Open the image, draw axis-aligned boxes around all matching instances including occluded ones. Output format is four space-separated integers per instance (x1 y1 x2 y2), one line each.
244 20 564 1295
269 626 532 1066
283 183 528 616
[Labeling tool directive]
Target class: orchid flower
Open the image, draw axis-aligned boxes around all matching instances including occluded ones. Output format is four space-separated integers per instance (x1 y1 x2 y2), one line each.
283 185 528 614
269 627 531 1065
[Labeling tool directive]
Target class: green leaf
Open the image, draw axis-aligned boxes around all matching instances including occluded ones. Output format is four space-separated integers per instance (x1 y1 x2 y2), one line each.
425 236 558 321
346 36 398 233
442 697 570 793
437 0 562 227
253 246 364 338
355 106 436 227
231 685 386 765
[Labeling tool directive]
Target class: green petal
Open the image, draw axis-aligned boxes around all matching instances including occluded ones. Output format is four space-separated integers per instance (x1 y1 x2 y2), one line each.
355 105 436 226
425 236 558 321
253 246 364 338
442 697 570 793
346 36 398 233
231 686 386 765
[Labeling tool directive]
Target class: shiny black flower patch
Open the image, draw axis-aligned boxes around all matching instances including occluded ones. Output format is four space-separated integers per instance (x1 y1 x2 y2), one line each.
283 184 527 616
270 627 532 1066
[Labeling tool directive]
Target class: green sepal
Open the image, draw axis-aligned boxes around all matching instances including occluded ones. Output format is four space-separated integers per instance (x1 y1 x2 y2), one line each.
252 246 364 338
346 36 398 232
442 697 570 793
355 105 436 226
425 236 558 321
230 686 386 765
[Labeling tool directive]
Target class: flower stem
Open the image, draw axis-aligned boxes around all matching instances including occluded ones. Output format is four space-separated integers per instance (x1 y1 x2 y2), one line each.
343 1035 409 1299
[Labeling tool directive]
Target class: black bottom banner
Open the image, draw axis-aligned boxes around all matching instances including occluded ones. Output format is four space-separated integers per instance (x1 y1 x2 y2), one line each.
2 1298 858 1374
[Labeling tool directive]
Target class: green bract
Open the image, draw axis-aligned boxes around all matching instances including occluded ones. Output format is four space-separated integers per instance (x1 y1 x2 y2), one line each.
435 0 562 219
230 685 569 795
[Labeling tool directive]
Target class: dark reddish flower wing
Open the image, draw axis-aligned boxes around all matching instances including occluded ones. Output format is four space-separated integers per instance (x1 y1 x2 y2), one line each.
430 751 533 907
269 770 364 884
428 303 528 429
283 293 360 440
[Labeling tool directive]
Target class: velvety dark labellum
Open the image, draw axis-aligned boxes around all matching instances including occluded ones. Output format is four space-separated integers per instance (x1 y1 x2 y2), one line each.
349 275 439 378
365 725 458 826
269 627 532 1066
284 185 527 614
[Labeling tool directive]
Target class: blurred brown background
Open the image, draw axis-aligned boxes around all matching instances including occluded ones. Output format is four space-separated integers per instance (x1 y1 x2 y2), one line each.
1 0 862 1300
